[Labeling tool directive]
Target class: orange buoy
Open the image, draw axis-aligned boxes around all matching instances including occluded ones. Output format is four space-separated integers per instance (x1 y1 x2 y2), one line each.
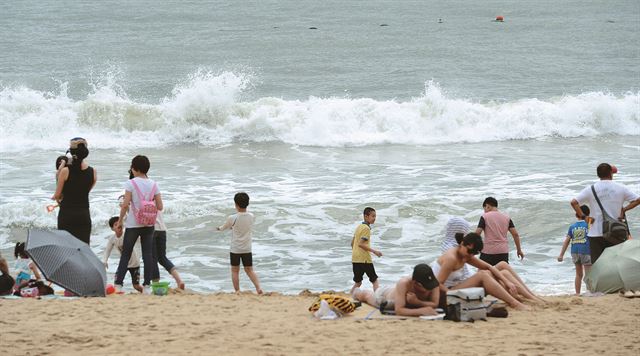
495 15 504 22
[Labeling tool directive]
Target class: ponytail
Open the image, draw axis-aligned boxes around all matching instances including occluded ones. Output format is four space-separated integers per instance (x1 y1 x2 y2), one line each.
69 144 89 172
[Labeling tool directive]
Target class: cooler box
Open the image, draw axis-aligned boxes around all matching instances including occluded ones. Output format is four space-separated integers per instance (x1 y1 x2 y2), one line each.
446 287 487 321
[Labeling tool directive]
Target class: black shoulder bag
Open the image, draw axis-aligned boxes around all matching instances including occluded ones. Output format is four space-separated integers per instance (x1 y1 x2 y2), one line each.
591 185 629 245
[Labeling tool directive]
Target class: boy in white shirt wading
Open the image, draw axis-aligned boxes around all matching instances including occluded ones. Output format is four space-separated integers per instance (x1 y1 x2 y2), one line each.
216 192 263 294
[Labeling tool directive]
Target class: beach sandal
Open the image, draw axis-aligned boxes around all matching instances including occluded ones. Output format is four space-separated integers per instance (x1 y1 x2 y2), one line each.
619 290 635 298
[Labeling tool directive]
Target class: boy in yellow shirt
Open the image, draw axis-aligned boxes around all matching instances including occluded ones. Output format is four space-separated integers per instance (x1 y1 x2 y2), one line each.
350 207 382 295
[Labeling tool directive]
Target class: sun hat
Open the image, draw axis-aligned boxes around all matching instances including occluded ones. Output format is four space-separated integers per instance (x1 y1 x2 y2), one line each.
413 264 439 290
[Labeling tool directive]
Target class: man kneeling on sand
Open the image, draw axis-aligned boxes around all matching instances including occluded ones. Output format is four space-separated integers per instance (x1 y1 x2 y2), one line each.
352 264 440 317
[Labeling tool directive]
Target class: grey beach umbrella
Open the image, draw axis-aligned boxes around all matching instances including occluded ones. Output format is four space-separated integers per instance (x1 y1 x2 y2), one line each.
26 229 106 297
585 239 640 293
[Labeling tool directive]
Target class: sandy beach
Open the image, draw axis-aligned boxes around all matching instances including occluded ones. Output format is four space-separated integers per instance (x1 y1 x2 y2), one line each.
1 291 638 356
2 2 639 356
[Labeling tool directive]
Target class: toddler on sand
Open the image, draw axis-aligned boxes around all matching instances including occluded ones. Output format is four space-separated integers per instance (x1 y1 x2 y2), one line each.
105 217 143 293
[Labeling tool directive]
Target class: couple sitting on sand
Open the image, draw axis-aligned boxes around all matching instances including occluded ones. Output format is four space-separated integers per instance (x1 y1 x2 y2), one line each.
353 231 545 316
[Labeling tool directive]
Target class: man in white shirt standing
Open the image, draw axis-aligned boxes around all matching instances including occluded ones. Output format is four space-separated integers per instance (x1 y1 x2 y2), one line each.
571 163 640 263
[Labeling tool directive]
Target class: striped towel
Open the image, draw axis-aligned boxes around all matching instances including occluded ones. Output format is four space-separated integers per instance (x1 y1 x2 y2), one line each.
439 217 473 280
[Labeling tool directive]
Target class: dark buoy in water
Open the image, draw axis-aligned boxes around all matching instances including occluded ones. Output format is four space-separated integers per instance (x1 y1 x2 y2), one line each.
495 15 504 22
380 24 388 27
437 18 443 23
309 27 317 30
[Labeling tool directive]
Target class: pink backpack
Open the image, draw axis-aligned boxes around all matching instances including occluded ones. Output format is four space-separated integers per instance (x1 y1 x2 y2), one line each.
130 179 158 226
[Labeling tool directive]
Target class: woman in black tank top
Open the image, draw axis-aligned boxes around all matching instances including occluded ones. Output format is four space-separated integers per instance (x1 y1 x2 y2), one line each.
52 138 97 244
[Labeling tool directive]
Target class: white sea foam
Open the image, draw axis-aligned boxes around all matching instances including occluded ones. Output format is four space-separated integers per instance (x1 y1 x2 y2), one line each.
1 71 638 295
1 71 638 152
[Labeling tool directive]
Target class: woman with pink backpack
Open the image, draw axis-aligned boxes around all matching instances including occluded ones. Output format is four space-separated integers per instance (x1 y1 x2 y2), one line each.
114 155 162 293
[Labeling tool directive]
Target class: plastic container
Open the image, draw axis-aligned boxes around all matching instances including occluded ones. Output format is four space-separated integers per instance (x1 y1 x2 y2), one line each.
151 281 170 296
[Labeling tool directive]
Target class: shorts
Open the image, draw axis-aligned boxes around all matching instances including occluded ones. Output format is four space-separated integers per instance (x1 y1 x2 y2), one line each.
571 253 592 266
479 253 509 266
128 267 140 285
352 263 378 283
230 252 253 267
374 285 394 309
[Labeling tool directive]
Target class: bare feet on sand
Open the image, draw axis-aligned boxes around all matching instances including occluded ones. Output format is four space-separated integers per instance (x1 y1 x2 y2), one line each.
524 297 548 306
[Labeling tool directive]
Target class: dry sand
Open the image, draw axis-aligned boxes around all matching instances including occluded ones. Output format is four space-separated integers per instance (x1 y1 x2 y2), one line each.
1 291 639 356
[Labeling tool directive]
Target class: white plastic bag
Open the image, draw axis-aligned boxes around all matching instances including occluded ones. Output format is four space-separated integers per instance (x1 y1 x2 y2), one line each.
314 299 339 320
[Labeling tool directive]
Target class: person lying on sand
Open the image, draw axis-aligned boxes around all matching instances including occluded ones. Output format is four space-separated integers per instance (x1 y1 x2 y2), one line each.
432 232 546 311
352 264 440 317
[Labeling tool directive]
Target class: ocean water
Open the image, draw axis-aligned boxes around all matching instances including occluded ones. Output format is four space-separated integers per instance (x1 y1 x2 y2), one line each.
0 1 638 295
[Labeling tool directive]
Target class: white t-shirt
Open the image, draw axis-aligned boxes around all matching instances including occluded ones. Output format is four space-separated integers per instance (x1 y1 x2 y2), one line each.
575 180 639 237
123 177 160 228
218 212 255 254
103 234 141 268
155 210 167 232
